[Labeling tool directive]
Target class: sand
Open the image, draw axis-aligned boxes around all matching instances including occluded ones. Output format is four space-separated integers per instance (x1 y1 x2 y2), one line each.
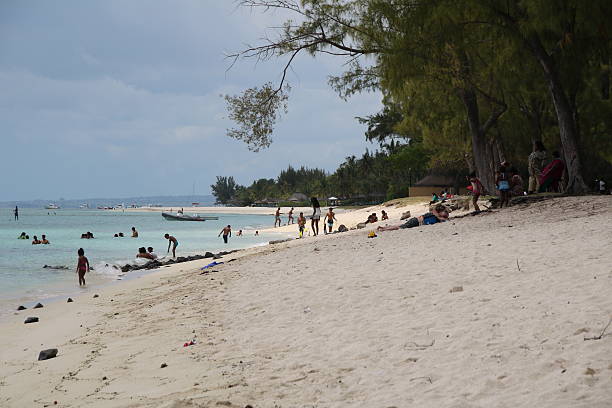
1 195 611 407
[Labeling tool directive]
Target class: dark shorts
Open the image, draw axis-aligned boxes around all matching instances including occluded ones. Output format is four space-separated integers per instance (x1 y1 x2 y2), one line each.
223 235 228 244
400 217 420 229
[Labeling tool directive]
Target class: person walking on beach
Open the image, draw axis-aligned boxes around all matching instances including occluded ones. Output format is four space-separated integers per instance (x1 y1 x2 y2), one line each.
496 163 511 208
164 233 178 258
311 197 321 236
297 212 306 238
131 227 138 238
76 248 89 286
323 208 337 234
274 207 282 227
218 225 232 244
14 206 18 221
288 207 294 224
468 172 485 212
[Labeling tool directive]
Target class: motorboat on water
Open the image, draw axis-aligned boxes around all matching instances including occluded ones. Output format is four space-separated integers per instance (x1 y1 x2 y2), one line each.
161 212 218 222
45 204 60 210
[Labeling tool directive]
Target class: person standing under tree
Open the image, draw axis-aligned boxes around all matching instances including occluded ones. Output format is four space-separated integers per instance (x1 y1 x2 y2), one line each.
528 141 547 194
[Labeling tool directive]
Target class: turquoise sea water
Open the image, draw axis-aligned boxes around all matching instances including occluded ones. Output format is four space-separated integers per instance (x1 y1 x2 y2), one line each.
0 208 282 314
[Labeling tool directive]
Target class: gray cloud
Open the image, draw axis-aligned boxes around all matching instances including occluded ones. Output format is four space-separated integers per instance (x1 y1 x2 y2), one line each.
0 0 381 201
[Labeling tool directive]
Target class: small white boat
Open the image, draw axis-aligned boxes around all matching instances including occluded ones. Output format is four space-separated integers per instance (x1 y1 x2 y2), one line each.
45 204 60 210
79 203 89 209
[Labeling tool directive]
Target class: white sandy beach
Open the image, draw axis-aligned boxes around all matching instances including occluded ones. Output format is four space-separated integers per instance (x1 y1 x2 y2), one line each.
1 196 611 407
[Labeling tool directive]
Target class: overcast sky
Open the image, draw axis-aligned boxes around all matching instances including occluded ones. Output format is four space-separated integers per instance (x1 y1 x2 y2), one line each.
0 0 381 201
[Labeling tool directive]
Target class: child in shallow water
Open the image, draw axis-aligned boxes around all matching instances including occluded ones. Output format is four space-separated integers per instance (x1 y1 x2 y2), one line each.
76 248 89 286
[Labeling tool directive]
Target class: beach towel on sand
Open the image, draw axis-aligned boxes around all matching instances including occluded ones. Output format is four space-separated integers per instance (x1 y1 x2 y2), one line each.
201 261 223 270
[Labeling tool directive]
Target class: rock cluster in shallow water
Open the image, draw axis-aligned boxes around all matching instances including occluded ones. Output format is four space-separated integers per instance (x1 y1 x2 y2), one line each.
119 250 240 273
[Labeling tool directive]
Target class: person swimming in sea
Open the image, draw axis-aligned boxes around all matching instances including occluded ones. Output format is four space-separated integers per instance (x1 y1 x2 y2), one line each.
165 233 178 257
18 232 27 239
131 227 138 238
32 235 42 245
136 247 155 260
41 234 50 244
147 247 158 259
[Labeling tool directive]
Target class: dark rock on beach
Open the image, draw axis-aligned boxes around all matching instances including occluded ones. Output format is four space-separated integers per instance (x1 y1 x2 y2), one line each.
24 317 39 324
33 303 44 309
204 252 214 258
67 298 74 303
121 264 131 273
17 305 27 311
93 294 99 298
38 348 58 361
43 265 70 270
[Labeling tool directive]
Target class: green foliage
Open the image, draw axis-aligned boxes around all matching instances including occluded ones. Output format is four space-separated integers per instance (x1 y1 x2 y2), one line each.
229 0 612 193
224 83 290 152
210 176 238 204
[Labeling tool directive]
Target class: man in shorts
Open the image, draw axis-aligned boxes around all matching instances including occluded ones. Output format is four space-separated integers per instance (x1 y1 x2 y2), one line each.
323 208 337 234
218 225 232 244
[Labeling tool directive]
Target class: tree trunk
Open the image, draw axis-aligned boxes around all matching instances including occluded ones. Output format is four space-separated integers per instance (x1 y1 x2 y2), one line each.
526 35 589 193
461 89 496 193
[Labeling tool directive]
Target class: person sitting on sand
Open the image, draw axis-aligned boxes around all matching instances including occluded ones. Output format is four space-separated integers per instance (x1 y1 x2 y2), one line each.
323 208 337 234
218 225 232 244
131 227 138 238
164 233 178 257
137 247 155 260
288 207 294 224
510 167 524 197
76 248 89 286
377 205 449 231
430 193 439 204
32 235 42 245
365 213 378 224
18 232 27 239
147 247 158 259
297 212 306 238
41 234 50 244
381 210 389 221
